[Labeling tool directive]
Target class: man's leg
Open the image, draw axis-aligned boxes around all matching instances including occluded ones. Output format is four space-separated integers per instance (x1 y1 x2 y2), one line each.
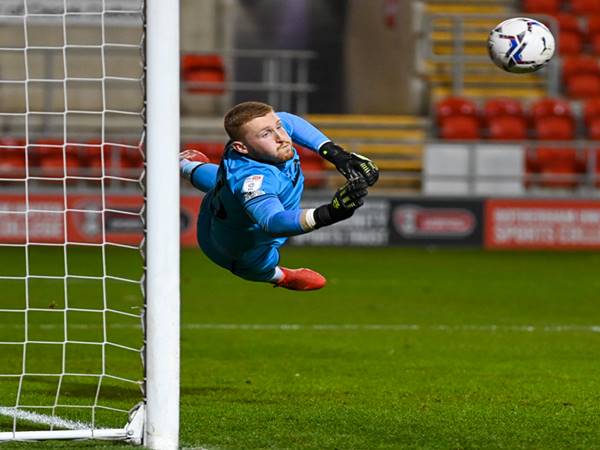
234 246 326 291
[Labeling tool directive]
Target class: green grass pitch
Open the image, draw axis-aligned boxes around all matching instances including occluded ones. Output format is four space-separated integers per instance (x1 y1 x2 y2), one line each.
1 246 600 449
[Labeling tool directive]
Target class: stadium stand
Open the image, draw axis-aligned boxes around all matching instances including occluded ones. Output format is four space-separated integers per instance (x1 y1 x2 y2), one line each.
305 114 427 191
181 54 226 95
424 1 551 101
570 0 600 14
523 0 561 13
0 138 26 179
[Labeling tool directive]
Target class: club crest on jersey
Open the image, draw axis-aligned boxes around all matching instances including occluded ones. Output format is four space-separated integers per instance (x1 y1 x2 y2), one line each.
242 175 265 201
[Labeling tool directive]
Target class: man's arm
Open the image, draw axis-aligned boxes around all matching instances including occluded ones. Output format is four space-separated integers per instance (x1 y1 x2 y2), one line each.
179 149 219 193
244 179 368 237
277 112 330 151
278 112 379 187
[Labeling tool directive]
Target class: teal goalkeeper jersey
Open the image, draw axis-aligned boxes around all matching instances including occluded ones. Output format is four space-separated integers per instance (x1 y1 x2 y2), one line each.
197 112 329 259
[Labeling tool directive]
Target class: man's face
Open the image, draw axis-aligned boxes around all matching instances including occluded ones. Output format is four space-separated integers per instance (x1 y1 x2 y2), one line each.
233 112 293 164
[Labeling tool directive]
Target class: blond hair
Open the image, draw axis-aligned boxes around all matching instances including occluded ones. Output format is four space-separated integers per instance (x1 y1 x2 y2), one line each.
223 101 273 140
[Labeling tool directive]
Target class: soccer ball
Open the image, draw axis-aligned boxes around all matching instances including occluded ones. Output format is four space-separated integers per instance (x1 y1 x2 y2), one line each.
488 17 555 73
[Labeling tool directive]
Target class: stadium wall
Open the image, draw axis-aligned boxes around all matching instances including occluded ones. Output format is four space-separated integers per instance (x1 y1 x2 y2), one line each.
3 194 599 250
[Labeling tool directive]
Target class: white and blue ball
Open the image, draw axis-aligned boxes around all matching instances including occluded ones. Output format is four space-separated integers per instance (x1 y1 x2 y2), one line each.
488 17 555 73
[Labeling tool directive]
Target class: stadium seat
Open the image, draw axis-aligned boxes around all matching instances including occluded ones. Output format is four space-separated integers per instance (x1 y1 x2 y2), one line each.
562 56 600 98
295 145 326 188
531 97 573 121
181 54 225 94
571 0 600 14
484 98 527 140
553 13 583 34
567 73 600 98
583 97 600 127
558 31 584 55
488 116 528 140
436 97 478 124
585 14 600 35
534 147 582 187
484 98 525 119
120 146 144 175
590 32 600 54
30 139 80 178
183 142 225 163
439 116 480 140
536 115 575 140
523 0 561 13
0 138 26 179
436 97 480 139
562 55 600 80
529 98 580 187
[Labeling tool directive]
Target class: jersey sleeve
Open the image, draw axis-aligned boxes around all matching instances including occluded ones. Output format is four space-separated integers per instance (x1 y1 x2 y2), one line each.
277 112 330 152
244 195 305 236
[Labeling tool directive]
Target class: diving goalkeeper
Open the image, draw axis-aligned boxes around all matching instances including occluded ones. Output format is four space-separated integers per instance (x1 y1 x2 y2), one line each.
179 101 379 291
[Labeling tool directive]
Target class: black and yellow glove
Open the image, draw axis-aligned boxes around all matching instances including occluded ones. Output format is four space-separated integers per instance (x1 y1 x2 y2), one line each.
313 178 368 229
319 142 379 186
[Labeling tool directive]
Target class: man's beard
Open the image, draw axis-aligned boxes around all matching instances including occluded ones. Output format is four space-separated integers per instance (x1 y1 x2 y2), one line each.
248 142 293 164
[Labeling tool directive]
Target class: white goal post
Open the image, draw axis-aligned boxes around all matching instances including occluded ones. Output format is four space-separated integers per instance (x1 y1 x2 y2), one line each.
0 0 180 448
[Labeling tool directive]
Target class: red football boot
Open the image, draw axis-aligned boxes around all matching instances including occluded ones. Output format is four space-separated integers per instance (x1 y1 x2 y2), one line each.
275 267 326 291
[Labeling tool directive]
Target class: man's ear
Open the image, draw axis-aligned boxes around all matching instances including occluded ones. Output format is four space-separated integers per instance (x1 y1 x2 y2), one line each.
231 141 248 155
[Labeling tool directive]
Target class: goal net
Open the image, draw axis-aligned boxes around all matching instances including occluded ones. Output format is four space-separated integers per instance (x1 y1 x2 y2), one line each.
0 0 180 447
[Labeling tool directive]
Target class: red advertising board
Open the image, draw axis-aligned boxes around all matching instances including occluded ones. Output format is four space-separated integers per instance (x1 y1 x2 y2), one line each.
485 199 600 249
0 193 201 247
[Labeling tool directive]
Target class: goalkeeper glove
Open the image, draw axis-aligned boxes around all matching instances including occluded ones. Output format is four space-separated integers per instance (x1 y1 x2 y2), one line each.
313 178 368 229
319 142 379 186
179 149 210 181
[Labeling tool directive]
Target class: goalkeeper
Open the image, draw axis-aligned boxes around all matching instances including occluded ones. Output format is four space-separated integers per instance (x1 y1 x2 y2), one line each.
179 101 379 291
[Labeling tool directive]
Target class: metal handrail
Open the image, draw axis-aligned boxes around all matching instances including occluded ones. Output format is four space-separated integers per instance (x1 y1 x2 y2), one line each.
422 13 561 96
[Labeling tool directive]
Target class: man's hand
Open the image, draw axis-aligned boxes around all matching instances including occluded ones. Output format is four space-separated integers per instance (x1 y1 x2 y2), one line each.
319 142 379 186
179 149 210 181
312 178 368 228
179 149 210 164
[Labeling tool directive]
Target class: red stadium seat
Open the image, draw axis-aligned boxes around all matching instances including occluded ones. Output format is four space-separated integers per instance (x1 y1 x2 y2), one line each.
531 97 573 120
30 139 80 178
0 138 26 179
566 73 600 98
558 31 584 55
484 98 525 119
553 13 582 33
436 97 478 125
436 97 480 139
584 98 600 128
535 147 581 187
590 32 600 54
563 56 600 97
488 116 528 140
529 98 580 187
440 115 480 140
183 142 226 163
571 0 600 14
536 116 575 140
562 55 600 81
181 54 225 95
119 146 144 178
587 116 600 138
523 0 561 13
586 14 600 35
484 98 527 140
295 145 326 188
